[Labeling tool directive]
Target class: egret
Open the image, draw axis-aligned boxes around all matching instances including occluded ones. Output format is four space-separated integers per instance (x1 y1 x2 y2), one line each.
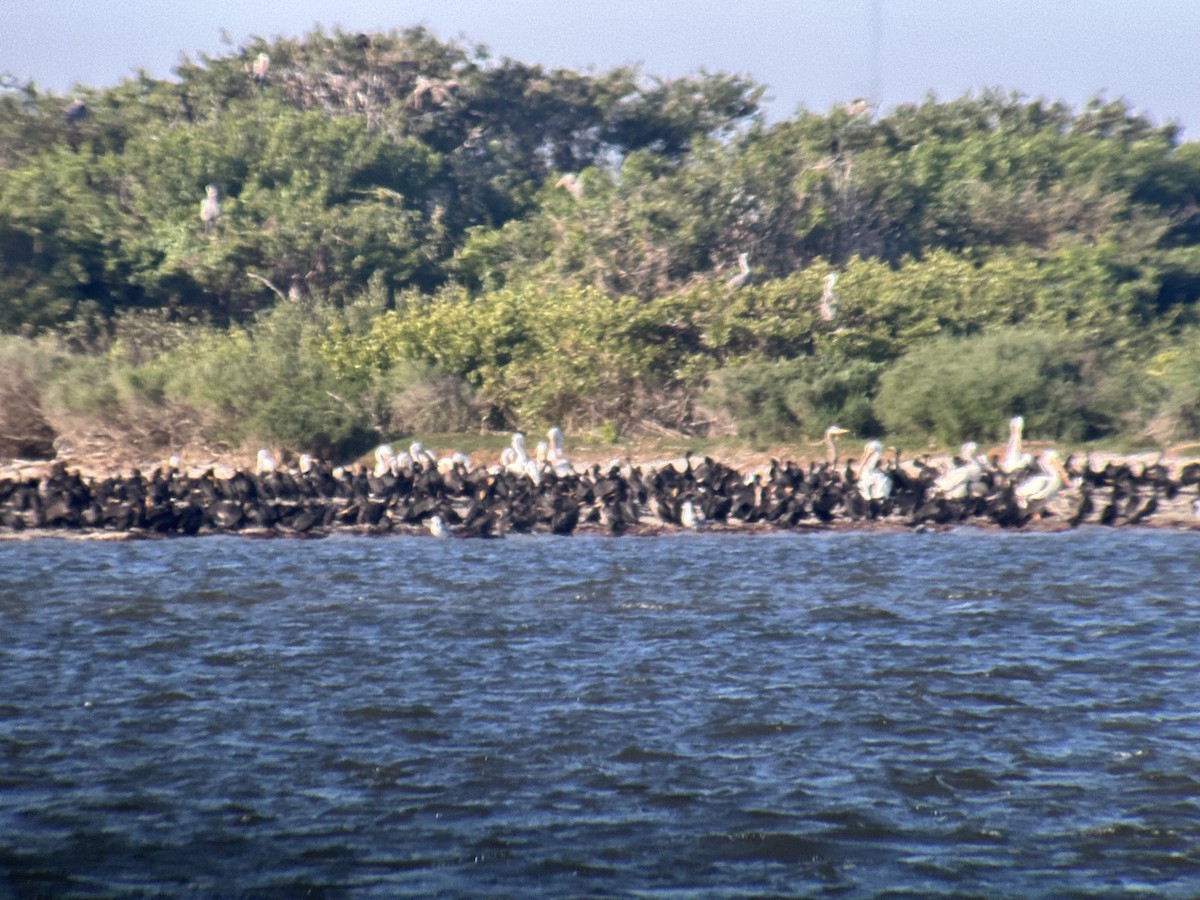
200 184 220 232
820 273 839 321
725 252 752 289
250 52 270 85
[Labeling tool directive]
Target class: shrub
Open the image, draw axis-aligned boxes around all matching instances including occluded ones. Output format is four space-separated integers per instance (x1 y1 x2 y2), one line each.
0 337 57 459
873 327 1132 445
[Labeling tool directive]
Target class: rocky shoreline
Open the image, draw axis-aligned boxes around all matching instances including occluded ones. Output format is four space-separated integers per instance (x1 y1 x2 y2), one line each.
2 442 1198 539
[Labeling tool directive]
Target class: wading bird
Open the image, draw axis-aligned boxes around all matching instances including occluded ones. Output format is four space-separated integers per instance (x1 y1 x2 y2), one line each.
200 184 221 232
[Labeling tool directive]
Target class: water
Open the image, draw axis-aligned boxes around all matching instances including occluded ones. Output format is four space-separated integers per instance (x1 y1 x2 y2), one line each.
3 529 1200 897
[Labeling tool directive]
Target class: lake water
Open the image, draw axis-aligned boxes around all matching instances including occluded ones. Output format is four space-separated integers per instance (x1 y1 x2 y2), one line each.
3 529 1200 897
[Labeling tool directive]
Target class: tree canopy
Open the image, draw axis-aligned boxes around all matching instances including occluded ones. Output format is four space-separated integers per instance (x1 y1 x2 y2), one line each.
3 27 1200 455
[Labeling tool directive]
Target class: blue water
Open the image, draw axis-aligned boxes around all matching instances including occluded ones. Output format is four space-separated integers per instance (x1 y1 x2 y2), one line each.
3 529 1200 897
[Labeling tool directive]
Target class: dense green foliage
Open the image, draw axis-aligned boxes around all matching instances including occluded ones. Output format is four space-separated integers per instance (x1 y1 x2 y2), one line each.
3 27 1200 456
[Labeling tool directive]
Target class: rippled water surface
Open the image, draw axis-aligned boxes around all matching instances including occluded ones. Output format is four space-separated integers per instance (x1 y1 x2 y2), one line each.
3 529 1200 897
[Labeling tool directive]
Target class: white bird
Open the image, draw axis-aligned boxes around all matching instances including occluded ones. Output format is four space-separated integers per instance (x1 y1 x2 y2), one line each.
820 425 850 466
856 440 892 501
1000 416 1033 474
298 453 315 474
725 252 752 289
1015 450 1071 509
373 444 395 477
428 514 450 538
934 441 985 500
546 426 572 475
200 184 220 231
679 499 704 529
500 432 528 470
255 448 276 475
250 52 270 85
409 441 438 468
820 273 839 321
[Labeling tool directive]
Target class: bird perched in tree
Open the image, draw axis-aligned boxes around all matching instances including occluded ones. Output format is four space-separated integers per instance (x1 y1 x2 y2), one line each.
726 252 752 289
64 98 88 124
200 184 220 232
250 52 270 86
820 273 839 321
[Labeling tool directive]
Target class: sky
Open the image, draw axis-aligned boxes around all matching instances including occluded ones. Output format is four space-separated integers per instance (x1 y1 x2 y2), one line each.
4 0 1198 137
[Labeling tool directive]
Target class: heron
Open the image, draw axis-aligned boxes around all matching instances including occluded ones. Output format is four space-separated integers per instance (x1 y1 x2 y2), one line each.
200 184 220 232
726 252 751 289
819 425 850 466
820 273 839 321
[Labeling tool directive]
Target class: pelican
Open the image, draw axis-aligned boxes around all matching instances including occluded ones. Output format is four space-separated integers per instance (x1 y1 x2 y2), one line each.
933 441 985 500
255 448 276 475
500 432 528 470
200 184 220 231
856 440 892 500
428 514 450 538
1015 450 1072 509
546 426 572 475
820 273 839 321
725 252 751 289
1000 416 1033 474
679 499 704 529
373 444 395 477
409 441 437 467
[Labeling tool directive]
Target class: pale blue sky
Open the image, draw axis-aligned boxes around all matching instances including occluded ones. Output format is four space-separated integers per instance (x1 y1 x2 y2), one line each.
4 0 1197 136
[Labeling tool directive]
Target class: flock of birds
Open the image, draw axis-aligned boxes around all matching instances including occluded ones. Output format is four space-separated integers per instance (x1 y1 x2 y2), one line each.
1 418 1197 538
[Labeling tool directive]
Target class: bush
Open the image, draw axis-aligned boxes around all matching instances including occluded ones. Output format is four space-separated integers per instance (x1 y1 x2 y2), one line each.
873 327 1133 445
702 354 884 443
0 337 57 459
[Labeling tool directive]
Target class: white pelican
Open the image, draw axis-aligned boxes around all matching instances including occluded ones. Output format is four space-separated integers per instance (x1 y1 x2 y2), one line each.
1015 450 1072 509
820 273 839 321
546 426 572 475
373 444 395 477
679 499 704 529
437 451 471 474
255 448 276 475
725 252 751 289
933 441 985 500
200 184 220 231
856 440 892 500
1000 416 1033 474
500 432 528 470
409 441 438 467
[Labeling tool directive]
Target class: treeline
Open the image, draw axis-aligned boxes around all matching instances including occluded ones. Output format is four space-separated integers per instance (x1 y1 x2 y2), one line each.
2 26 1200 460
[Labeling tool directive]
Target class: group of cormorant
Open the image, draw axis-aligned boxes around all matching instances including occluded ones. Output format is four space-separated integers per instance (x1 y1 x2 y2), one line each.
1 425 1197 538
